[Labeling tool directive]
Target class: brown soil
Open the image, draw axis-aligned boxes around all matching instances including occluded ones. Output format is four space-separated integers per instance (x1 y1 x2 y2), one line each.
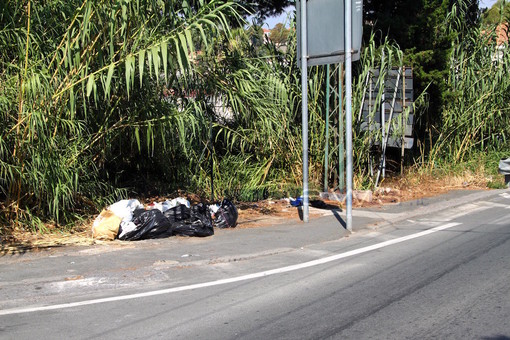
1 173 497 255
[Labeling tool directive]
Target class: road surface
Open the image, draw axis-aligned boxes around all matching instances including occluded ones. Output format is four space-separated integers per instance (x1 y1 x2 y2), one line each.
1 191 509 339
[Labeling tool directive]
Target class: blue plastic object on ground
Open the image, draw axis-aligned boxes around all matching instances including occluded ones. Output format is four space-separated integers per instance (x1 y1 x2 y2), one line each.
290 196 303 207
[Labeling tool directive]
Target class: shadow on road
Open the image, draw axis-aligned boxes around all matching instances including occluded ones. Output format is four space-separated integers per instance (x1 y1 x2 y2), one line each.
332 210 347 229
481 336 510 340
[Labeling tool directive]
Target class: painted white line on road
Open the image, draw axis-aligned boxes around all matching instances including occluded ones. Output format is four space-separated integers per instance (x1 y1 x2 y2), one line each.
500 193 510 199
350 210 406 219
477 201 510 210
0 222 461 316
479 201 509 208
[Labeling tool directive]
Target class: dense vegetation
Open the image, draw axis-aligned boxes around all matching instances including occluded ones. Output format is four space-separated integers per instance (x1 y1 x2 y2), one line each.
481 0 510 24
1 0 508 232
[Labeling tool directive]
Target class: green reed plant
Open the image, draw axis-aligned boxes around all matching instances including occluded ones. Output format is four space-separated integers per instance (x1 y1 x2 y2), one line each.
205 25 328 199
0 0 241 228
430 1 510 166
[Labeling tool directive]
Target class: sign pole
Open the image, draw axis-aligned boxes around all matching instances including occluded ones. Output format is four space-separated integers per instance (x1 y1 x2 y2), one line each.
345 0 353 232
301 0 309 223
324 64 330 193
339 62 344 192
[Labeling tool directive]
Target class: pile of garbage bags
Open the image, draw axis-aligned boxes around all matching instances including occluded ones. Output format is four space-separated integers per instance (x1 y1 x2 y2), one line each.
92 198 238 241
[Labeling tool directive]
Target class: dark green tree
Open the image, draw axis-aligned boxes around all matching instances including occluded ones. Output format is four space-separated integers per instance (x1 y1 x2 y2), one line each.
238 0 293 19
363 0 480 151
180 0 293 21
269 23 290 45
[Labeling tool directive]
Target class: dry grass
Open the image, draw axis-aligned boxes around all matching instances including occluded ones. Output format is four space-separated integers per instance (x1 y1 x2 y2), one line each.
381 169 493 198
1 221 94 255
3 167 501 253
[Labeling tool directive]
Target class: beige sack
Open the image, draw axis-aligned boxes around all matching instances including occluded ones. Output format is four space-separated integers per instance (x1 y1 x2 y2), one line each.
92 209 122 240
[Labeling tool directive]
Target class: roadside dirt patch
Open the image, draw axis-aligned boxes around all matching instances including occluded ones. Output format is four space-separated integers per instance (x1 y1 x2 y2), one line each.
236 199 341 229
1 174 494 254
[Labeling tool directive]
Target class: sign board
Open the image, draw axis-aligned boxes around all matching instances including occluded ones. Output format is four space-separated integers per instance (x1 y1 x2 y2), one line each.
361 67 415 149
297 0 363 66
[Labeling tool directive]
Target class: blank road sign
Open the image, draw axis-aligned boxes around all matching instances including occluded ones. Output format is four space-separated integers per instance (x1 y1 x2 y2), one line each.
297 0 363 66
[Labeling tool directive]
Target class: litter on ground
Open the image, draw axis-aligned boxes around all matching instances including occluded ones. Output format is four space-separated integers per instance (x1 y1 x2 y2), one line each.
92 198 238 241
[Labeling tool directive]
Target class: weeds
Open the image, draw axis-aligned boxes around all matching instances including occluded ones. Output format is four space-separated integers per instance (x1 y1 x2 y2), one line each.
1 0 508 234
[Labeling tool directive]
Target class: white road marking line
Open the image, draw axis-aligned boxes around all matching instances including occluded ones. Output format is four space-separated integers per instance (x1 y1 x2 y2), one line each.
500 193 510 199
351 210 406 219
407 203 490 226
0 222 461 316
479 201 509 208
477 201 510 210
439 203 490 221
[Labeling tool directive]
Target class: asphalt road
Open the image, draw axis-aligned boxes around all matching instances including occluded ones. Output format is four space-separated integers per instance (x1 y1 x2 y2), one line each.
1 191 509 339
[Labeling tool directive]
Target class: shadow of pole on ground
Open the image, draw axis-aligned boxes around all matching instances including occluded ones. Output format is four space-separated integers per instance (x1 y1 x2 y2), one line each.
297 206 347 230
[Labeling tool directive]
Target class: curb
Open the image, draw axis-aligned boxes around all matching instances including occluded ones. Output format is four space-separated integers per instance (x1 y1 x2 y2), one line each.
351 188 509 229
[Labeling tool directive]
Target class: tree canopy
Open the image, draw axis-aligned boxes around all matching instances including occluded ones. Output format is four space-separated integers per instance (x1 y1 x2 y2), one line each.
269 23 291 45
239 0 293 19
481 0 510 25
364 0 479 50
362 0 480 141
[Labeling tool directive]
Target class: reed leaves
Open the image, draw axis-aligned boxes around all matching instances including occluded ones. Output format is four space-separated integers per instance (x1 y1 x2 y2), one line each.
1 0 508 232
0 0 241 227
430 1 510 164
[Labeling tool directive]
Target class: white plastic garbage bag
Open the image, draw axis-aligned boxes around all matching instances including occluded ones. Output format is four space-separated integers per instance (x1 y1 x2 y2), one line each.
161 197 191 212
146 202 164 211
92 199 144 240
145 198 190 213
108 199 144 223
499 158 510 175
118 221 138 239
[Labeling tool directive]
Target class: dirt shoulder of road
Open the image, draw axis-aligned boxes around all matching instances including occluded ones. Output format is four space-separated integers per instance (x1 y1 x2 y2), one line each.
1 173 500 254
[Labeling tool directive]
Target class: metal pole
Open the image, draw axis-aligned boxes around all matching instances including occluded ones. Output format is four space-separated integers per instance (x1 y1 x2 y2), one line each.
209 116 214 202
401 66 406 174
339 63 345 192
369 71 374 177
301 0 309 223
380 50 386 179
324 64 330 193
345 0 353 232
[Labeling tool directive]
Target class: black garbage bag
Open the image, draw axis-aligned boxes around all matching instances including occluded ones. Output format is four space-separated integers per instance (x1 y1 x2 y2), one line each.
132 208 146 220
119 209 174 241
172 203 214 237
163 204 191 223
214 199 238 228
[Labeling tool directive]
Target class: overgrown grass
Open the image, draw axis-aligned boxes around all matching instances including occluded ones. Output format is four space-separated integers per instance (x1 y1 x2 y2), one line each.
425 150 507 185
0 0 242 230
430 1 510 165
1 0 508 235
